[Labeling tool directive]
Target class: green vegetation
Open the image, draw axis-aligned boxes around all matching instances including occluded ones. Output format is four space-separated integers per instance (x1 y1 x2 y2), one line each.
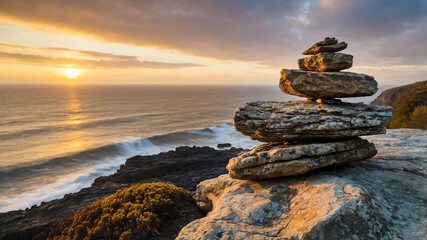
33 183 194 240
387 82 426 129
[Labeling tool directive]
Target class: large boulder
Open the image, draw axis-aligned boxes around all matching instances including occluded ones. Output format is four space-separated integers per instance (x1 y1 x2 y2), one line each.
227 138 376 180
177 130 427 240
298 52 353 72
280 69 378 98
233 101 392 142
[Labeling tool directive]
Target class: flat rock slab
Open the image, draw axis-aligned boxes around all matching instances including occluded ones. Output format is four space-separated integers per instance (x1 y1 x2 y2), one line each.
177 130 427 240
280 69 378 98
233 101 392 142
303 41 347 55
227 138 376 180
298 52 353 72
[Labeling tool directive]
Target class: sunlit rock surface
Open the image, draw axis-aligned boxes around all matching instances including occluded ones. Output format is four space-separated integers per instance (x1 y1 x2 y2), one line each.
298 52 353 72
177 129 427 240
233 101 392 142
280 69 378 98
227 138 376 180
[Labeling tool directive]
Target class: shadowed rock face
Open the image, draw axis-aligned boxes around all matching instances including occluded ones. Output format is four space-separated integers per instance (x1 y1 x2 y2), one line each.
177 130 427 240
280 69 378 98
227 138 377 180
298 52 353 72
233 101 392 142
302 41 348 55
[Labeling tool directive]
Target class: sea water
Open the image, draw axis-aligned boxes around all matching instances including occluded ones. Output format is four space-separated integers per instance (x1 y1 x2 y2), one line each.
0 84 395 212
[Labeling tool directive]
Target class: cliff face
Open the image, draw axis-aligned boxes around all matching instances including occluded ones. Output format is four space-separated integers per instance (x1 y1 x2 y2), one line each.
177 129 427 240
370 81 426 106
370 81 426 129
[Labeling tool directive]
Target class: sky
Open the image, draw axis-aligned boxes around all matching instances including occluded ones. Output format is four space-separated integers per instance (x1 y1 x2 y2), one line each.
0 0 426 85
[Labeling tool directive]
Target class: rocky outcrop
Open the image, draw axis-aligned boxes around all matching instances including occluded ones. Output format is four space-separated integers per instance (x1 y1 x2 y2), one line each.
0 146 245 240
227 138 377 180
370 80 426 129
177 130 427 240
280 69 378 98
233 101 392 142
370 80 426 106
298 52 353 72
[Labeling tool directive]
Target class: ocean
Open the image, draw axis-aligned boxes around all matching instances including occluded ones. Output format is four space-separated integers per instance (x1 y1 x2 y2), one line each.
0 84 396 212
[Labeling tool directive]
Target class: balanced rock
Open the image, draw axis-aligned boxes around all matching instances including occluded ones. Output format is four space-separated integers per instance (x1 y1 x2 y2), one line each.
233 101 392 142
298 52 353 72
280 69 378 98
227 138 376 180
303 39 348 55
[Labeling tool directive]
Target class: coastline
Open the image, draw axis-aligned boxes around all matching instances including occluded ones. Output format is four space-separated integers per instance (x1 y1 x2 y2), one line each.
0 146 246 240
1 129 426 239
0 122 256 213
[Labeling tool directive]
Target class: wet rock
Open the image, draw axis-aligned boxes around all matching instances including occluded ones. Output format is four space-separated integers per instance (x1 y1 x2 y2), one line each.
233 101 392 142
280 69 378 98
298 52 353 72
227 138 376 180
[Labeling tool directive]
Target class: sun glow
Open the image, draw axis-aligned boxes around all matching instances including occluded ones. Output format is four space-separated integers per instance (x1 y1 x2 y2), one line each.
61 68 82 79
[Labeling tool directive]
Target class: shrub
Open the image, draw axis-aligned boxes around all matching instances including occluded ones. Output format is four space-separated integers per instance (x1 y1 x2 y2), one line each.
33 183 194 240
386 82 426 129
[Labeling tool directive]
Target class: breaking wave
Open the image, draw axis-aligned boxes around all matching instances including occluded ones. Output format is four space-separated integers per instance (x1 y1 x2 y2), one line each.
0 123 256 212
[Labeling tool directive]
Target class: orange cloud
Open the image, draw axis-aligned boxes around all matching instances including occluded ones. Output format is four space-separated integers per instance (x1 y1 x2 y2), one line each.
0 44 201 69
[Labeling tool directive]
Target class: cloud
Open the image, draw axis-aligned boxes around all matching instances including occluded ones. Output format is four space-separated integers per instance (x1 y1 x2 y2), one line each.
0 0 306 63
0 44 200 69
0 0 426 67
298 0 427 65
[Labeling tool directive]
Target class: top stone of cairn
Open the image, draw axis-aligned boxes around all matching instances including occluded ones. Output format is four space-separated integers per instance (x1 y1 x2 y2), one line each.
302 37 347 55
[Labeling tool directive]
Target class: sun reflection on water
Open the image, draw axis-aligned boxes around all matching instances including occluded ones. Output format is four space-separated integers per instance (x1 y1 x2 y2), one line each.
64 87 88 152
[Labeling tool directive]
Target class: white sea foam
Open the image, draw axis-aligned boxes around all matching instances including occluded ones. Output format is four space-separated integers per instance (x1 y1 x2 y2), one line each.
0 123 256 212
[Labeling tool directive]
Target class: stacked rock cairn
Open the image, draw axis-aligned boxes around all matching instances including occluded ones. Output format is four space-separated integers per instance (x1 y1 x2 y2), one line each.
227 37 393 180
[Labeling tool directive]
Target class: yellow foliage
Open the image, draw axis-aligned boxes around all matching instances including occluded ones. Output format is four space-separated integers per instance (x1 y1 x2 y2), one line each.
33 183 194 240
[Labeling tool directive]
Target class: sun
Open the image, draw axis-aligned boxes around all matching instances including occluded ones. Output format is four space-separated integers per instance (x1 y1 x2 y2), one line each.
61 68 82 79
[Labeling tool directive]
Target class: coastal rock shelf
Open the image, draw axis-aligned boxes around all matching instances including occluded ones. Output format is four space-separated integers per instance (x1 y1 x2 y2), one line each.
227 37 392 180
227 138 377 180
178 141 426 240
233 101 392 142
280 69 378 98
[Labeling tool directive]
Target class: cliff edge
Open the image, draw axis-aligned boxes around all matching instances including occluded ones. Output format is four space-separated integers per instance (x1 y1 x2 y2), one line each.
370 81 426 129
